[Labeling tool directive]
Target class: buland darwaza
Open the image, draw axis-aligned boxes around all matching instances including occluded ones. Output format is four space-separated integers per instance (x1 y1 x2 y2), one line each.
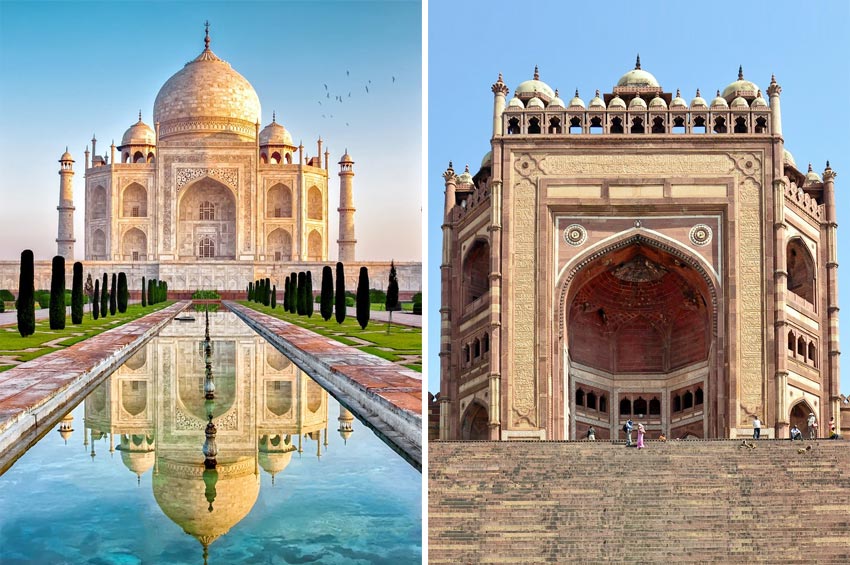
439 58 842 441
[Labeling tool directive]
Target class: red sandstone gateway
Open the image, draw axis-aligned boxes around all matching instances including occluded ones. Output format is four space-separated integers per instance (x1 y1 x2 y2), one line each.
438 60 844 442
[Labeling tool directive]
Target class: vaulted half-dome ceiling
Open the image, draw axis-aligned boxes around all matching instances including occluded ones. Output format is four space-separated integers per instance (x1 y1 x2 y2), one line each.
568 243 711 374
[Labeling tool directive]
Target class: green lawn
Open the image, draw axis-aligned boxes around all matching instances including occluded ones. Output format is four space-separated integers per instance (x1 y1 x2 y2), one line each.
238 301 421 372
0 302 173 371
368 302 416 312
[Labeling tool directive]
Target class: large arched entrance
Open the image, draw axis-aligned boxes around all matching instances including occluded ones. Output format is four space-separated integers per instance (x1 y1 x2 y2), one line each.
460 402 490 440
177 177 237 259
789 401 814 438
562 236 718 440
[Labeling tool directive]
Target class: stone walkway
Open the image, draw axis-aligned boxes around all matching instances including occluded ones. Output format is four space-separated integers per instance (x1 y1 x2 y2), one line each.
227 301 422 467
0 302 187 470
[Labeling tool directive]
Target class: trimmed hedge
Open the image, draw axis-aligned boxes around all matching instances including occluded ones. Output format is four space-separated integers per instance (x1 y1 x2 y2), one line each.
17 250 35 337
356 266 370 329
92 279 100 320
71 262 84 324
117 272 128 313
49 256 66 330
335 262 346 324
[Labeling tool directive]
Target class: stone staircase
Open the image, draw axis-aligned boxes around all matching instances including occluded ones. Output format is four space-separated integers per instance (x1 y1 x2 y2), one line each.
429 440 850 563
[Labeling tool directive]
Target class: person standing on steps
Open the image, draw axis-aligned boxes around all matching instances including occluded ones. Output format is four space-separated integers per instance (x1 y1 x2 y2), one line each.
586 426 596 441
636 422 646 449
807 412 818 440
752 415 761 439
623 419 634 447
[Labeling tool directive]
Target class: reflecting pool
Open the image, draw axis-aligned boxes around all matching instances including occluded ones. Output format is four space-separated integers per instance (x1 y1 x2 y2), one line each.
0 312 421 564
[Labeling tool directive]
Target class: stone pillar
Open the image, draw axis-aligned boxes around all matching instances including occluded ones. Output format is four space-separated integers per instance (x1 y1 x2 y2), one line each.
439 163 457 440
767 75 782 137
337 151 356 262
491 74 509 137
56 149 76 260
488 175 503 439
773 179 790 437
823 163 841 426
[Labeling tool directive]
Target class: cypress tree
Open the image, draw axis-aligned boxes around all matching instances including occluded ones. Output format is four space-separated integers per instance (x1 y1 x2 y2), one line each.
283 278 289 311
92 279 100 320
117 272 128 313
17 249 35 337
320 265 333 321
385 260 400 333
109 273 117 315
265 277 271 306
71 262 84 324
101 273 109 316
49 255 66 330
335 262 346 324
141 277 147 308
147 278 154 305
289 273 298 314
271 285 277 309
247 282 252 302
297 272 306 315
305 272 313 317
355 266 370 329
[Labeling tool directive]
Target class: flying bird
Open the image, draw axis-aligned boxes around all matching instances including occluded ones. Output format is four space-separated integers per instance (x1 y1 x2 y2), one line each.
326 92 330 98
348 92 351 97
324 83 328 90
392 76 395 83
365 85 369 93
346 70 349 76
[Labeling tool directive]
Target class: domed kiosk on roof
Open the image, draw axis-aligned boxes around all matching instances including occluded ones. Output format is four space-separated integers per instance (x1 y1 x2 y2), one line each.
721 66 760 101
616 55 660 89
514 66 555 104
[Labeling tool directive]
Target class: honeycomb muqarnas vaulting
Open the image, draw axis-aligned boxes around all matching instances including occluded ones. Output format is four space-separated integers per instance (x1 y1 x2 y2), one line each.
437 58 843 441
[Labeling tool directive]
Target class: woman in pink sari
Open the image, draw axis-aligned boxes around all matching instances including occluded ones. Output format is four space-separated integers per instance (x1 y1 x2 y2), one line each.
636 422 646 449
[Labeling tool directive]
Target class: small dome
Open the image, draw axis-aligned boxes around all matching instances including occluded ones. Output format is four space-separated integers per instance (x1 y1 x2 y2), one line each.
608 95 626 110
730 96 749 109
616 55 660 88
628 96 647 110
690 89 708 109
507 96 524 109
527 97 545 109
59 149 74 162
783 148 798 169
649 93 667 109
751 90 767 108
548 89 565 108
589 90 605 109
515 66 556 102
121 115 156 146
339 150 354 164
259 114 294 146
457 165 474 186
805 163 822 184
568 90 585 109
710 90 728 108
670 89 687 109
721 66 760 99
259 450 295 476
480 150 493 168
121 449 155 477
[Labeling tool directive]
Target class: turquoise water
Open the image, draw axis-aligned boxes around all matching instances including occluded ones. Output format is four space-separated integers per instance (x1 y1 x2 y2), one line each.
0 313 421 564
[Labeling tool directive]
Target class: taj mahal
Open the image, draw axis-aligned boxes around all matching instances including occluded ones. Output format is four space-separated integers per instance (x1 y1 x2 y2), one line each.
2 25 418 294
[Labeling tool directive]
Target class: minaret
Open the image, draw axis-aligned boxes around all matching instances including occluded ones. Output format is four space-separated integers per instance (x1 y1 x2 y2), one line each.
767 74 782 137
337 150 356 261
491 73 509 137
57 148 76 260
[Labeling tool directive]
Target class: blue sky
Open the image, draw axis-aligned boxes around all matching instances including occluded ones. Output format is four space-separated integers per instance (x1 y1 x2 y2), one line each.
426 0 850 397
0 0 422 262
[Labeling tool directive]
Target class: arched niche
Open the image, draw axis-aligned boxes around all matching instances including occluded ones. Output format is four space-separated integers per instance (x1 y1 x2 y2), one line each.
460 401 489 440
307 186 323 220
267 228 293 262
122 183 147 217
122 227 147 261
307 230 322 261
177 177 236 260
267 183 293 218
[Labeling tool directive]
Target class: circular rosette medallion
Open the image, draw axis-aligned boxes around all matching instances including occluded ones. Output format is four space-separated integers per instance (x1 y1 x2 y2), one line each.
689 224 713 246
563 224 588 247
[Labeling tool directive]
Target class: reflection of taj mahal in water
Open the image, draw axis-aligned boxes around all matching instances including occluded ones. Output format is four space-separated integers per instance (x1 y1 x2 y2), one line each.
70 313 355 558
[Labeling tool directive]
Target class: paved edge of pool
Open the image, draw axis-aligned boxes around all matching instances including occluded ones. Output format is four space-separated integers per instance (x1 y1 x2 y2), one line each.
225 301 422 467
0 301 189 470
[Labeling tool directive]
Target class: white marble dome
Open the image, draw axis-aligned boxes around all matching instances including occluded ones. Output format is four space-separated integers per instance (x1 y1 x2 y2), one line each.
153 35 261 141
